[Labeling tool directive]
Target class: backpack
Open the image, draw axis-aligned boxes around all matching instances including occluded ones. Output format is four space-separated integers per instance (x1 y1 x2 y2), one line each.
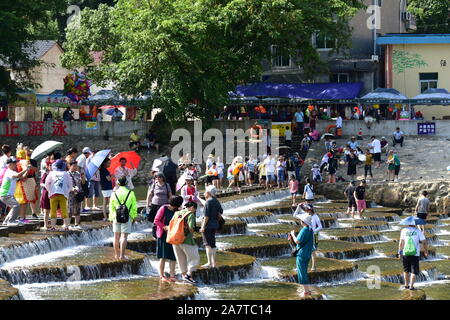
114 190 132 223
162 159 177 182
404 232 417 256
166 211 191 245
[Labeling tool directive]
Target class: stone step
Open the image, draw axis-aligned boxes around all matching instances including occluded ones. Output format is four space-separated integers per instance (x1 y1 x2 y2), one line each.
0 246 146 285
18 276 197 300
217 235 291 258
262 256 357 285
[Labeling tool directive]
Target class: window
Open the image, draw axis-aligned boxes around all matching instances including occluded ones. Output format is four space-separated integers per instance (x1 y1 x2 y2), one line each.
375 0 382 7
419 73 438 93
331 73 349 83
271 45 290 68
314 32 335 50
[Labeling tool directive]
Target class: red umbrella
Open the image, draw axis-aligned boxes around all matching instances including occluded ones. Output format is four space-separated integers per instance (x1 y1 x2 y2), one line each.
99 105 123 109
108 151 142 175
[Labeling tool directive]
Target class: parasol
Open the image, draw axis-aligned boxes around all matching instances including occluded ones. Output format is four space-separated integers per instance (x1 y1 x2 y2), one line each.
86 149 111 181
108 151 142 175
31 141 63 161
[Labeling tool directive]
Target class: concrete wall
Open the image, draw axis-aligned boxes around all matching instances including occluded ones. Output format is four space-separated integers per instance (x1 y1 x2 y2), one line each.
0 121 152 137
316 120 450 138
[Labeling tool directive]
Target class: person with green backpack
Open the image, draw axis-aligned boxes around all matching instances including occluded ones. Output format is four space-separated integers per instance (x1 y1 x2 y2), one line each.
109 176 137 260
398 216 428 291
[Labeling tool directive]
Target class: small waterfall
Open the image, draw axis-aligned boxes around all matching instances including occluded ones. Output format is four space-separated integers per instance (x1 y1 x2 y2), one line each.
0 228 112 265
192 260 261 285
230 214 278 224
280 267 361 285
227 245 291 259
316 248 375 260
356 224 391 232
223 190 290 213
380 268 439 284
328 234 383 243
0 258 145 285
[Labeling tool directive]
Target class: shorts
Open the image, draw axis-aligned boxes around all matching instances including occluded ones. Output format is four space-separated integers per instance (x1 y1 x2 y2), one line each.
277 170 285 182
402 255 420 275
266 174 275 182
202 228 217 248
260 175 266 181
218 172 224 179
101 189 113 198
373 153 381 162
348 198 357 209
113 220 132 234
356 199 366 212
248 172 255 180
394 165 401 175
417 213 427 220
88 180 100 198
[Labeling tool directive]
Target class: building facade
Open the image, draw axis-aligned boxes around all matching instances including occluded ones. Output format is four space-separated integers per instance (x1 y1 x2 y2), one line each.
378 33 450 119
262 0 415 95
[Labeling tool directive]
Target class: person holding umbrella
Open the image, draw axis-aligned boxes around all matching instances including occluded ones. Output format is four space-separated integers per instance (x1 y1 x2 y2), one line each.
398 216 428 290
114 157 137 190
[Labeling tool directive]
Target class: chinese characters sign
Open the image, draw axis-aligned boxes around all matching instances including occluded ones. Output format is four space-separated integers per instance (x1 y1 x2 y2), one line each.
417 122 435 135
2 121 69 137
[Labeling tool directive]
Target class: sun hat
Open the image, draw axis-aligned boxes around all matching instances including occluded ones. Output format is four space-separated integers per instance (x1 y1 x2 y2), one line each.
399 216 417 226
205 185 217 196
82 147 92 154
53 159 66 171
208 154 214 158
155 172 165 178
298 213 312 226
185 175 194 181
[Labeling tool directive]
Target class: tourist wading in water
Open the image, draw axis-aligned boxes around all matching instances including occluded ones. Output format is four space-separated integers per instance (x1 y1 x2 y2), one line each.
398 216 428 291
109 176 137 260
290 213 314 293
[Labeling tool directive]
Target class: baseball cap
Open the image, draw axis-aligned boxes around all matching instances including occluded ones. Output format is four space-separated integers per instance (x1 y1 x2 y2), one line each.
6 157 18 164
54 159 66 171
82 147 92 154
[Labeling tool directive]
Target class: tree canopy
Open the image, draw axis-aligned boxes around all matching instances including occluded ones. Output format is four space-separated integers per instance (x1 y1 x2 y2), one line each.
62 0 363 123
408 0 450 33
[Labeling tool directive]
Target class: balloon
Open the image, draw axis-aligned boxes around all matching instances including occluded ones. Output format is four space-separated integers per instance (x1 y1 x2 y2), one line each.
373 104 379 109
388 107 393 112
308 105 314 111
63 71 91 102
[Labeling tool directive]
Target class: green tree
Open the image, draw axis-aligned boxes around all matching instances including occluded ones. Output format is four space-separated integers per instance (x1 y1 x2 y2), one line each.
408 0 450 33
0 0 65 95
62 0 363 123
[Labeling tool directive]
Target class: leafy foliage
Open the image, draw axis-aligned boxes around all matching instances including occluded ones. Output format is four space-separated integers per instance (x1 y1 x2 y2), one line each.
408 0 450 33
0 0 65 96
62 0 363 123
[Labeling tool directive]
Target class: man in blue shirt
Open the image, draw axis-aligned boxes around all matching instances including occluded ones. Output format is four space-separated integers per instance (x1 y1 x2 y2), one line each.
347 136 359 151
294 108 304 136
393 127 404 147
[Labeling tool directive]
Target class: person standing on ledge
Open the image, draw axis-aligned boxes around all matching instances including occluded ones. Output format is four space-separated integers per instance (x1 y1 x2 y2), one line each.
415 190 429 233
294 107 304 136
109 176 137 260
200 185 223 268
290 213 314 292
398 216 428 291
353 180 367 219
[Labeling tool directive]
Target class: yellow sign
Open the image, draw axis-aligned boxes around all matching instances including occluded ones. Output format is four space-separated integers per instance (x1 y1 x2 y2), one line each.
271 122 291 137
85 122 98 130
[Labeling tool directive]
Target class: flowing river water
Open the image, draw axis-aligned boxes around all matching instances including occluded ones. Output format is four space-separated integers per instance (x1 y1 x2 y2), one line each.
1 186 449 300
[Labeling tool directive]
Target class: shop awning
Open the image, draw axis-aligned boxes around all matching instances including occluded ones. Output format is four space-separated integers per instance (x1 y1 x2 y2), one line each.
231 82 363 100
359 88 408 104
410 88 450 105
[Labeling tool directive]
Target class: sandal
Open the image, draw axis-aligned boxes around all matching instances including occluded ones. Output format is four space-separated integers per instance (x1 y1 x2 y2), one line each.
160 277 170 282
409 287 417 291
169 277 177 282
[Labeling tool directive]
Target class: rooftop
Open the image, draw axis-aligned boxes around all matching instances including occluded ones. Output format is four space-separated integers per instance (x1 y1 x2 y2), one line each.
377 34 450 45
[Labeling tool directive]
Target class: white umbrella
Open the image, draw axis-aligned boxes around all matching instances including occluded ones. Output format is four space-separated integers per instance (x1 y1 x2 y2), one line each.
321 133 334 140
31 141 63 161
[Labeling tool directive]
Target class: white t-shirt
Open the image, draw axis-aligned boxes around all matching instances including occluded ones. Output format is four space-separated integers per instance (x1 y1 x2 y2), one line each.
264 158 275 174
76 154 87 170
400 227 426 257
216 162 224 175
371 139 381 153
336 116 343 128
393 131 404 140
285 130 292 141
311 214 323 233
304 184 314 200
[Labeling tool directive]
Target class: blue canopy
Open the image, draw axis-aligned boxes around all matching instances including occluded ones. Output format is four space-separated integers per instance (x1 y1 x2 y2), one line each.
231 82 363 100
